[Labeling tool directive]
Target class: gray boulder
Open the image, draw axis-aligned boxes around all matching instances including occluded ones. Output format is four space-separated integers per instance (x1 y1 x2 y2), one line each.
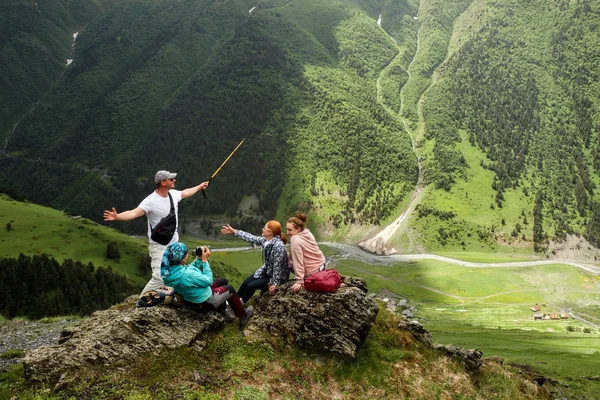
243 278 378 358
23 296 224 384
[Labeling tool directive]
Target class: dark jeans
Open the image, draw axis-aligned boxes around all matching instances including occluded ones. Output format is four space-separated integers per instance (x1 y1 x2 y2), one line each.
237 274 268 303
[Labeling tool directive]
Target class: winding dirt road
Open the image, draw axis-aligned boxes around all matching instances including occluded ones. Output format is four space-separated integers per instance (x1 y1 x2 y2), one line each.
324 242 600 275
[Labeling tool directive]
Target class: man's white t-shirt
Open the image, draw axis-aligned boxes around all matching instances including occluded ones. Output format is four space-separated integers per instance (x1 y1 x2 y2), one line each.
138 190 183 245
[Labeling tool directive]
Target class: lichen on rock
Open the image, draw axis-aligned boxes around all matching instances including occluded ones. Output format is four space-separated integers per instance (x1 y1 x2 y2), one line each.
243 277 378 358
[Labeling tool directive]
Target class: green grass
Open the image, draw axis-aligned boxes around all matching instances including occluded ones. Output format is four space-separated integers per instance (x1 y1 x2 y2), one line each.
334 256 596 303
210 249 263 288
399 130 540 254
336 259 461 303
180 235 249 250
312 251 600 397
0 349 25 359
0 195 147 283
2 308 549 399
430 328 600 398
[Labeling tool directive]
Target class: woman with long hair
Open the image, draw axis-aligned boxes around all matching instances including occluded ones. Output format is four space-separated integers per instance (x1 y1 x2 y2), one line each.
286 212 326 293
221 220 289 302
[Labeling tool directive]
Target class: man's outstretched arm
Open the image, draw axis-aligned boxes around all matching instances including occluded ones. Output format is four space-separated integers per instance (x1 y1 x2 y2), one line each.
104 207 145 221
181 181 209 199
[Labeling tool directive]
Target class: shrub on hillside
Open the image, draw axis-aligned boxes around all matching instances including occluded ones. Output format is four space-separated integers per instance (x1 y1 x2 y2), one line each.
106 242 120 261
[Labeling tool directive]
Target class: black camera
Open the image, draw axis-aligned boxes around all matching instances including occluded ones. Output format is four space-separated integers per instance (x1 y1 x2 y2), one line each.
195 245 210 257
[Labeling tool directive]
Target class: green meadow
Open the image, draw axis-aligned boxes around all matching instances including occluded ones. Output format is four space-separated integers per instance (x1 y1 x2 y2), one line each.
396 129 542 255
0 195 147 285
209 245 600 397
433 252 539 263
0 195 258 287
314 246 600 397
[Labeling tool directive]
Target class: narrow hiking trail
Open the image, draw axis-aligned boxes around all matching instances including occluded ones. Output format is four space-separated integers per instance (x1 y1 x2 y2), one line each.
359 6 424 255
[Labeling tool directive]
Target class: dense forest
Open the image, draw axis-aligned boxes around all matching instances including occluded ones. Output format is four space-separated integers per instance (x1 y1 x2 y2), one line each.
0 250 242 319
420 0 600 250
0 253 135 319
0 0 118 140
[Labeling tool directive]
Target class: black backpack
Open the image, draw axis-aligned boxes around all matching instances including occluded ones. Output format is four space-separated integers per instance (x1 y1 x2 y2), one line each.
150 193 177 245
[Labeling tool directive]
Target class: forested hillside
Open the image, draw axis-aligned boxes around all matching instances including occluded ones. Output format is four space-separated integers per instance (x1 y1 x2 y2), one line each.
0 0 117 140
3 0 600 251
406 0 600 253
0 0 419 237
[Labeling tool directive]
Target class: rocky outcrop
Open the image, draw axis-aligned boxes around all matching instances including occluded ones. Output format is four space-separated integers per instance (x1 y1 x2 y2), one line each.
398 319 483 373
436 344 483 373
358 236 397 256
398 319 434 348
23 296 224 384
243 277 378 358
0 318 76 371
23 276 379 382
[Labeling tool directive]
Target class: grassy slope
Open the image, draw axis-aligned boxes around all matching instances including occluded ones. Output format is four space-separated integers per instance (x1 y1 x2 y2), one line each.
394 130 537 254
1 0 419 239
269 0 419 236
400 0 472 122
0 195 147 284
392 0 542 253
329 250 600 398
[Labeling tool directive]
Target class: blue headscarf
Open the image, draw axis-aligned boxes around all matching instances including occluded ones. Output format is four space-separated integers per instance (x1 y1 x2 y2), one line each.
160 242 188 278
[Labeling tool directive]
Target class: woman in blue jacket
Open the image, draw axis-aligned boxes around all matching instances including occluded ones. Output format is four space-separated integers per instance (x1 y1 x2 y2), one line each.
161 242 251 323
221 220 289 303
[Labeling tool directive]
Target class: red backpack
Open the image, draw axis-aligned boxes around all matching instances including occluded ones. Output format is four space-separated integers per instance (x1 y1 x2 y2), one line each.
304 269 342 293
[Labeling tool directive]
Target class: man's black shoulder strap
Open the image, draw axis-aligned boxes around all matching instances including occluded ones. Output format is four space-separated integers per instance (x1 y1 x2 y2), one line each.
168 192 175 214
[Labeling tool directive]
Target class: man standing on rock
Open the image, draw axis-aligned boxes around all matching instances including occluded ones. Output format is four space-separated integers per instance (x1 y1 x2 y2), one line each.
103 170 209 296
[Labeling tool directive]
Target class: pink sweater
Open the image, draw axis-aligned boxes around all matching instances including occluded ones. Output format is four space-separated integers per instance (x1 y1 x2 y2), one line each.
289 229 325 282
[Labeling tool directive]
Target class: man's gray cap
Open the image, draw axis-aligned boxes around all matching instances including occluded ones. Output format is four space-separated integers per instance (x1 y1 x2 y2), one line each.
154 170 177 184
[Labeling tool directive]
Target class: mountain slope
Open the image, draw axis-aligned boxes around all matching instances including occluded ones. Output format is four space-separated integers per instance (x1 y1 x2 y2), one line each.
4 0 600 252
392 0 600 253
0 0 117 140
0 0 419 238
